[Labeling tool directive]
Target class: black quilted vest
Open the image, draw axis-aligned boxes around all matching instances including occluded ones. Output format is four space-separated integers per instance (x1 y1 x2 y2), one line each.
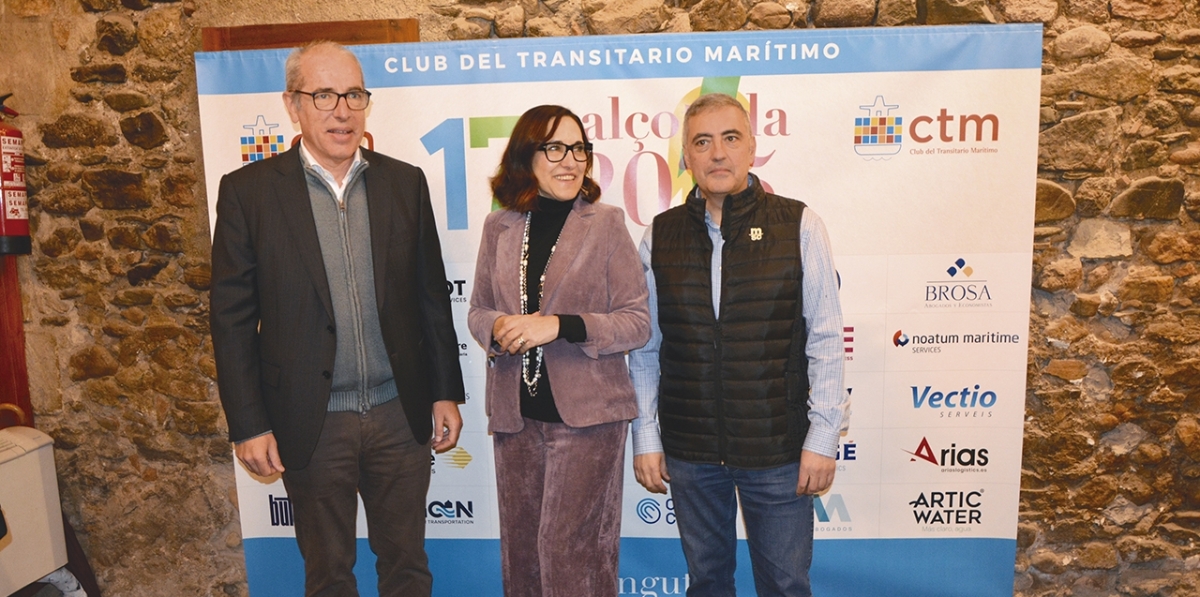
651 178 809 469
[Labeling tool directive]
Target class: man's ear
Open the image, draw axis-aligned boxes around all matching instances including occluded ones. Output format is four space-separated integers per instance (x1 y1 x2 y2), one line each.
282 91 301 124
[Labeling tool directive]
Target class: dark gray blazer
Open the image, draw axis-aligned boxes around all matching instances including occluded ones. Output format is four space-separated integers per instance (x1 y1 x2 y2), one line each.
210 145 465 469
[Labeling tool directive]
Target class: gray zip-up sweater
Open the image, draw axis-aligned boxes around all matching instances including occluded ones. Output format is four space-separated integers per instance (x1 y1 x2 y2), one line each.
303 156 398 413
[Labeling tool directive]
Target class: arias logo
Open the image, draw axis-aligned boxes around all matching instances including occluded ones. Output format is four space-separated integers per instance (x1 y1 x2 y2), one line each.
905 437 989 473
909 490 984 527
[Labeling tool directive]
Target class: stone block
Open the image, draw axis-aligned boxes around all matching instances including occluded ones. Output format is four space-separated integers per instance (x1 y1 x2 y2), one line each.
41 113 120 148
813 0 873 27
689 0 747 31
1038 108 1120 171
588 0 669 35
925 0 997 24
1115 30 1164 47
998 0 1057 21
38 184 93 215
104 91 153 113
1109 177 1184 219
68 344 120 380
1112 0 1183 20
70 63 127 83
1041 58 1156 102
97 14 138 56
1054 26 1111 59
1035 179 1075 222
82 169 150 210
748 2 791 28
1067 218 1131 259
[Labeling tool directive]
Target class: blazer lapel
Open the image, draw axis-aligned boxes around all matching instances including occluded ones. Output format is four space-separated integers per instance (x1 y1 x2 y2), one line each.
273 147 335 323
540 200 594 312
363 152 393 311
494 211 524 315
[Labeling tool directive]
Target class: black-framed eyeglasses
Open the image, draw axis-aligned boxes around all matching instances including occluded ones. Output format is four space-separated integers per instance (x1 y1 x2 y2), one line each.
289 89 372 111
538 142 593 163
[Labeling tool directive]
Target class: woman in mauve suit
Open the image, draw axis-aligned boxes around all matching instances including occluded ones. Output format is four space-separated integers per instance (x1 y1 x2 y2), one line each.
468 104 650 597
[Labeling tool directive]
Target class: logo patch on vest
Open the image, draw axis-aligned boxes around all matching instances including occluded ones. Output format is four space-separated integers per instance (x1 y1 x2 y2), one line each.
749 227 763 241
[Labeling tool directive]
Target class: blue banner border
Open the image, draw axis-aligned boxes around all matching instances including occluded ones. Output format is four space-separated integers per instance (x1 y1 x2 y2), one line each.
196 24 1043 95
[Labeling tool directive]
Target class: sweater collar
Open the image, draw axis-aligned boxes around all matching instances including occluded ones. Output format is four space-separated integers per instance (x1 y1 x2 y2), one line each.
685 174 764 239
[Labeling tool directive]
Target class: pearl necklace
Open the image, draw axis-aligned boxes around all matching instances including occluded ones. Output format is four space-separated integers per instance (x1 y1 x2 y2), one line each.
519 210 563 396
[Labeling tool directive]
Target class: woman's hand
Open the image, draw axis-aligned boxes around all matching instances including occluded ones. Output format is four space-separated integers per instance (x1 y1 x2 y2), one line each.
492 312 560 355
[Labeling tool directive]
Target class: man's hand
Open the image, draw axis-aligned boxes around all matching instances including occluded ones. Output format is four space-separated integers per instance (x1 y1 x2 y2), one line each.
797 449 836 495
235 433 285 477
431 400 463 453
634 452 671 494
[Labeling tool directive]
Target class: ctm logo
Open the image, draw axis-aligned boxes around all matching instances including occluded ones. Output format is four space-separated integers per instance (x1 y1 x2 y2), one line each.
910 109 999 143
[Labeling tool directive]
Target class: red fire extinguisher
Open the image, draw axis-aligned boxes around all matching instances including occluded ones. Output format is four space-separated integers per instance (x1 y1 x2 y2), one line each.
0 93 30 255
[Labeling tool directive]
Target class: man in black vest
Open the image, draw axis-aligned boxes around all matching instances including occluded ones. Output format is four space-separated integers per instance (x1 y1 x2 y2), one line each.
629 92 848 596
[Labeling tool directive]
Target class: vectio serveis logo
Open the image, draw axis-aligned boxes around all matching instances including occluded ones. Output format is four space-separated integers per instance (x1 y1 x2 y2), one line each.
911 383 996 419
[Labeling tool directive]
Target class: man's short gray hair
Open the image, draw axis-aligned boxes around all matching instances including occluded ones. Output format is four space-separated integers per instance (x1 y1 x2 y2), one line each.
682 93 751 141
284 40 361 93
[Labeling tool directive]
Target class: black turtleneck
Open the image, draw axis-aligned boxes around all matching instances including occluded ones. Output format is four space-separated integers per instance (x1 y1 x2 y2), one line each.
520 196 587 422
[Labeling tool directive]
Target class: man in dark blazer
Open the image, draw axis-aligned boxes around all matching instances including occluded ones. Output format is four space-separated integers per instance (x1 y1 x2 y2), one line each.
210 41 465 597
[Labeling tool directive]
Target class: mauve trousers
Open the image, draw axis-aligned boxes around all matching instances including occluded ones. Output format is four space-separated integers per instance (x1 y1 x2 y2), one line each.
493 418 628 597
281 398 433 597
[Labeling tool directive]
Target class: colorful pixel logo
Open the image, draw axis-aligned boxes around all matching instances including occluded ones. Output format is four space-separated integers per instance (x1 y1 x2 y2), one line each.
947 258 973 277
241 115 285 164
853 96 903 158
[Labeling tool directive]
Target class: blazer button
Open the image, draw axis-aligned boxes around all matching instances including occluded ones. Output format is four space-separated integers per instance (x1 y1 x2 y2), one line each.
327 325 335 334
322 371 332 379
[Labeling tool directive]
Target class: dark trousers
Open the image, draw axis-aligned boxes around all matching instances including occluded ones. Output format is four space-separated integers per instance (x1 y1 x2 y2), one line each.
493 418 627 597
282 398 432 597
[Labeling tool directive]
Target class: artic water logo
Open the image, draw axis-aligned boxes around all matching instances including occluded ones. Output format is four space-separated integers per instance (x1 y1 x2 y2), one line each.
909 490 983 526
853 96 903 158
240 116 285 165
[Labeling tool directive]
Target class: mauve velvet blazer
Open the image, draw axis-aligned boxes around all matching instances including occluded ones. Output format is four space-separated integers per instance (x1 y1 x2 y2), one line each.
468 199 651 433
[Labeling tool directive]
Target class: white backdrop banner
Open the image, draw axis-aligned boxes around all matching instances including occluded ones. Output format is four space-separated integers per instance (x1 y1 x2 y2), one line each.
197 24 1042 597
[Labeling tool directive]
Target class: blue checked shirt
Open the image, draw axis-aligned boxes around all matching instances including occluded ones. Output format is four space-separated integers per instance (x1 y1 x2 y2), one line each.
629 190 849 460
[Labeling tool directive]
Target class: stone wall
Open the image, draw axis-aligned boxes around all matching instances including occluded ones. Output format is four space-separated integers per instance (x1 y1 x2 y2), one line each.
0 0 1197 594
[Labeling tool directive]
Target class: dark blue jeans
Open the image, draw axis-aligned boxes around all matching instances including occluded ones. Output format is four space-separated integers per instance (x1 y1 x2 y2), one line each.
666 457 814 597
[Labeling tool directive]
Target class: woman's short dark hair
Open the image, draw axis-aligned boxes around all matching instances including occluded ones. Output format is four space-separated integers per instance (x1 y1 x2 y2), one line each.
490 105 601 213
